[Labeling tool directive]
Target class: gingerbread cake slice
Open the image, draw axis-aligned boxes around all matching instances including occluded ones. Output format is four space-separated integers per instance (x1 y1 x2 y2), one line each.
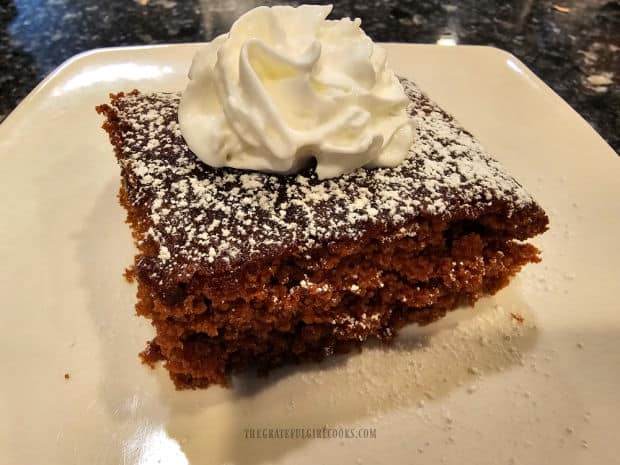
96 78 548 389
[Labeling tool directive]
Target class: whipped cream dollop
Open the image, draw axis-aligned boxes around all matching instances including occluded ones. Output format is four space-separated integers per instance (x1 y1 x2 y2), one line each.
179 4 414 179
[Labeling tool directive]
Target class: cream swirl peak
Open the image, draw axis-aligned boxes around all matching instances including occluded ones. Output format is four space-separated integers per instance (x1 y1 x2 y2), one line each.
178 4 414 179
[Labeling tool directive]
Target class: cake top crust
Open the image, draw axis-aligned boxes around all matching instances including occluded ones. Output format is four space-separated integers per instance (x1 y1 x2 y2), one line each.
100 78 547 284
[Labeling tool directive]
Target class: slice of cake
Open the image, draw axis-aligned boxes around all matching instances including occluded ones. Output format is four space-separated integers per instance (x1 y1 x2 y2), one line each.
96 77 548 389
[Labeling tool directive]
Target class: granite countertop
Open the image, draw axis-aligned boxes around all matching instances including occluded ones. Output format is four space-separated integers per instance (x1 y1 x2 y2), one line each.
1 0 618 153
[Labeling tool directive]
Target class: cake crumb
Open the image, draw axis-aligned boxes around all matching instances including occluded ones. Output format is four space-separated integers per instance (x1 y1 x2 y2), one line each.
123 266 136 283
510 312 525 324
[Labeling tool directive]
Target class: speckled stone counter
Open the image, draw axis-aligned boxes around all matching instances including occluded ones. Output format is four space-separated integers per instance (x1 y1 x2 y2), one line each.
1 0 618 153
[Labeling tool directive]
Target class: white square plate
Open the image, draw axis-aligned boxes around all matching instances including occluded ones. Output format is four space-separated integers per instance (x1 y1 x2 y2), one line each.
1 44 619 465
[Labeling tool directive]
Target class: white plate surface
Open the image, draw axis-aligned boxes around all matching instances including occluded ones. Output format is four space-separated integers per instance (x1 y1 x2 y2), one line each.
1 44 619 465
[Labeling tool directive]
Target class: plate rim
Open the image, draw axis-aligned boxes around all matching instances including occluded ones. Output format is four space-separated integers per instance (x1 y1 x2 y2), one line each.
3 42 616 159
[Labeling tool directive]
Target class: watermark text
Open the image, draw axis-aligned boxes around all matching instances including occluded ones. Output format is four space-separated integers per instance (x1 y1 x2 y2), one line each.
243 426 376 440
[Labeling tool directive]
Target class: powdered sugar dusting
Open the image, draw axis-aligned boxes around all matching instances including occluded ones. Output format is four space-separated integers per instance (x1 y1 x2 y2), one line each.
107 79 539 280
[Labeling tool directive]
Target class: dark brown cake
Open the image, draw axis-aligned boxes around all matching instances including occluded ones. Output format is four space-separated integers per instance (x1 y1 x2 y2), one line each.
96 78 548 389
